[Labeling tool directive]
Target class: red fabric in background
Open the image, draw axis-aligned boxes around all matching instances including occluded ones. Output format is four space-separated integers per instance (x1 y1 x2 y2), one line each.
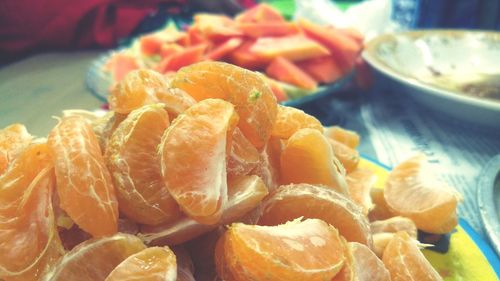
0 0 179 61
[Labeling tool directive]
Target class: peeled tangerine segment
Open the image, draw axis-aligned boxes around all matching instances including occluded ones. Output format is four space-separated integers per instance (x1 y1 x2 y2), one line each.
346 168 376 215
170 61 278 149
333 242 390 281
42 233 146 281
215 219 346 281
106 104 182 226
270 105 323 139
382 231 443 281
48 116 118 237
0 123 33 174
259 183 372 247
160 99 239 225
139 175 268 246
109 69 196 116
227 127 260 178
280 128 348 195
384 155 460 233
0 144 65 281
105 247 177 281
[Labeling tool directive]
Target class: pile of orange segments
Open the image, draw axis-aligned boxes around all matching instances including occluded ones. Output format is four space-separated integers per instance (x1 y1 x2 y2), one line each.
0 61 461 281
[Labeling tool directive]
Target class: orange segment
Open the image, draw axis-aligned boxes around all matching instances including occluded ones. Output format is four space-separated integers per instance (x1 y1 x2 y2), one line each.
106 104 182 225
384 155 459 233
250 136 282 192
0 145 65 281
109 69 166 114
271 105 323 139
109 69 196 116
382 231 443 281
280 128 348 195
328 138 360 173
370 216 418 239
346 168 376 214
139 175 268 246
47 116 118 237
227 127 260 178
324 126 360 149
347 242 391 281
170 61 278 149
105 247 177 281
159 99 239 225
258 183 372 246
42 233 146 281
368 188 396 221
215 219 346 281
0 123 32 174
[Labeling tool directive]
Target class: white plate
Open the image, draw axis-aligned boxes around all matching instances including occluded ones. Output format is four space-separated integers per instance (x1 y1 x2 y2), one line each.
363 30 500 127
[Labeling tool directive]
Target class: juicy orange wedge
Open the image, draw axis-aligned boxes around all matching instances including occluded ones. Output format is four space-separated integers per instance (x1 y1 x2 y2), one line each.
259 183 373 247
215 219 346 281
106 104 182 225
170 61 278 149
139 175 268 246
42 233 146 281
105 247 177 281
48 116 119 237
159 99 238 225
271 105 323 139
384 155 460 234
382 231 443 281
280 128 348 195
0 123 32 175
0 143 65 281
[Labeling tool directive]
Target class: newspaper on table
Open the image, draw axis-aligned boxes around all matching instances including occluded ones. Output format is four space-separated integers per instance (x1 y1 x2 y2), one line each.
358 89 500 237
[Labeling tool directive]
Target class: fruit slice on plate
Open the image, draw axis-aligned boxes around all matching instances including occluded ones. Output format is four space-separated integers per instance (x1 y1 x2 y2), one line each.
48 116 118 237
42 233 146 281
333 242 390 281
384 155 460 234
328 138 360 173
298 19 361 73
106 104 182 225
383 231 443 281
227 127 260 179
346 168 376 214
160 99 238 225
271 105 323 139
250 34 330 62
297 56 343 84
280 128 348 194
216 219 346 281
170 61 278 149
266 57 318 90
139 175 268 246
324 126 360 149
105 247 177 281
0 143 65 281
0 123 33 175
258 183 372 246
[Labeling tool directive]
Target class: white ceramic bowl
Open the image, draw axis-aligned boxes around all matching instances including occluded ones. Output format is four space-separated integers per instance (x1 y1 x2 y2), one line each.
363 30 500 127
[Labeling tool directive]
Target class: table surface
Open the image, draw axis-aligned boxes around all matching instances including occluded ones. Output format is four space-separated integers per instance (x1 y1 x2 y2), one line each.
0 51 103 137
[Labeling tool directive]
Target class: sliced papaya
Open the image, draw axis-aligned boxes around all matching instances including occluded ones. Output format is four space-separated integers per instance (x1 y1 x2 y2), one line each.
105 53 139 82
298 19 361 73
193 14 242 40
158 44 207 73
237 22 299 38
266 57 317 90
296 56 343 84
205 38 243 61
235 3 285 23
140 35 164 56
229 40 270 70
250 34 330 62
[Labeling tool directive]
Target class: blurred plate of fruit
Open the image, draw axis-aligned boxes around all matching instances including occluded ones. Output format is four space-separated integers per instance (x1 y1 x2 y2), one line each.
86 4 363 105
